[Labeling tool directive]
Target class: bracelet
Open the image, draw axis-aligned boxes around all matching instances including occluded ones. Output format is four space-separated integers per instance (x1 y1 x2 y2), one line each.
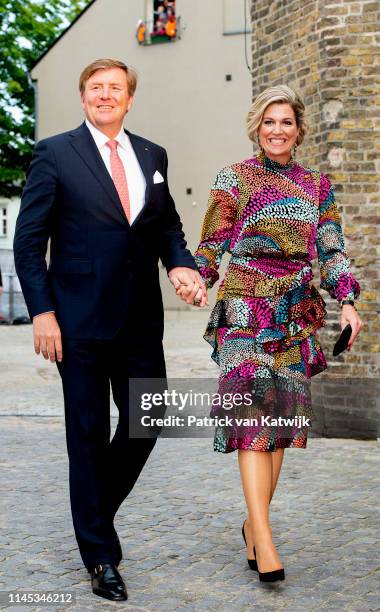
340 299 355 308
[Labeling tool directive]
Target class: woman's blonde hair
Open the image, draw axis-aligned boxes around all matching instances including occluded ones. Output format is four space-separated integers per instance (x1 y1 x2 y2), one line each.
247 85 307 146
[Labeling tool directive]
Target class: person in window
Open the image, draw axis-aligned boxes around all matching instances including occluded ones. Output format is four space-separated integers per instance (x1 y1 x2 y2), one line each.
153 4 167 30
155 18 167 36
182 85 363 582
136 20 146 44
166 14 176 39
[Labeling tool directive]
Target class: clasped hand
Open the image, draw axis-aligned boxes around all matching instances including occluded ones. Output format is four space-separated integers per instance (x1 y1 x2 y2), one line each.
168 267 208 307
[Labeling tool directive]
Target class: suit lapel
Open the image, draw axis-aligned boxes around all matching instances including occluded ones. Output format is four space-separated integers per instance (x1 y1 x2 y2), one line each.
125 130 154 226
69 122 128 224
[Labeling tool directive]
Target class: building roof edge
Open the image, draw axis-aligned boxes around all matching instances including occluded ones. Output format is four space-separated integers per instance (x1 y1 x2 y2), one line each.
30 0 98 72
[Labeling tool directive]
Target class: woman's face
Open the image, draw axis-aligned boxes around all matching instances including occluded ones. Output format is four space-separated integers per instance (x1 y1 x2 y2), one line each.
257 103 300 162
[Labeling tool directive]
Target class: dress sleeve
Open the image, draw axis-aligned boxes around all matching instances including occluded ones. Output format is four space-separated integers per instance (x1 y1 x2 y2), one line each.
194 166 239 289
316 173 360 302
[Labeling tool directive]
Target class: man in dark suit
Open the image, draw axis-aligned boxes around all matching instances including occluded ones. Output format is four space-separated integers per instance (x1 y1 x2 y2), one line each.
14 58 206 602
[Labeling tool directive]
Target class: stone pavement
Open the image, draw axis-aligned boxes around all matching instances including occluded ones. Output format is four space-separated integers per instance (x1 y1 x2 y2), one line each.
0 313 379 611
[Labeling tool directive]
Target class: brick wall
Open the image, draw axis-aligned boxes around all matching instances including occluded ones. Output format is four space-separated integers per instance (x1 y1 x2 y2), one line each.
250 0 379 379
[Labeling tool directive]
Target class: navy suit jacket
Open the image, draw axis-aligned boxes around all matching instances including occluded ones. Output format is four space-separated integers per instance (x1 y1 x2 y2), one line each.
14 122 197 339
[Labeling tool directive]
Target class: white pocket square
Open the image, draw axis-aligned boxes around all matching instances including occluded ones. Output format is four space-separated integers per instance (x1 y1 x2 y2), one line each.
153 170 165 184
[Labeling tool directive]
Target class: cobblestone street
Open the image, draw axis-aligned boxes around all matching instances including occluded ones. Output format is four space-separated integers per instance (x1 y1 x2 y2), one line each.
1 313 379 611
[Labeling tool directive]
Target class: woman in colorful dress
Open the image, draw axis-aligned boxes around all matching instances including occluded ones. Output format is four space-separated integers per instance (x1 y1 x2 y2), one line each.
187 85 363 582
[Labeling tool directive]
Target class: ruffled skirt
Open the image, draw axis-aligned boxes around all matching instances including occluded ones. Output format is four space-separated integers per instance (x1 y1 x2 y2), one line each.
204 282 328 453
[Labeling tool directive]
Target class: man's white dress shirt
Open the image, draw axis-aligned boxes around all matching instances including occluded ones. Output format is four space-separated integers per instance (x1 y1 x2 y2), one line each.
86 119 146 224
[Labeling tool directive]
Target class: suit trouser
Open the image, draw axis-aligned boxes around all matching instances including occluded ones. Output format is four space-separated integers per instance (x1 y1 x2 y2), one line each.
56 317 166 571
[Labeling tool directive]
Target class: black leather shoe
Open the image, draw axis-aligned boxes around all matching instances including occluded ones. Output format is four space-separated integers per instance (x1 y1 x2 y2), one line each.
90 563 128 601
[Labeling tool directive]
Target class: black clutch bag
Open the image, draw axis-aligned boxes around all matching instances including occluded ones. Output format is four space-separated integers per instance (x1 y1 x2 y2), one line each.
332 323 352 356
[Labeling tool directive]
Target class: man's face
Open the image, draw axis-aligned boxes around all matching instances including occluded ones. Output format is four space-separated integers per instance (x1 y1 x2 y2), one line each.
81 68 133 133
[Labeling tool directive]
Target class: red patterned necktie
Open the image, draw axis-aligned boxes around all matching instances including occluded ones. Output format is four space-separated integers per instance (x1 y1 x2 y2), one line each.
106 139 131 223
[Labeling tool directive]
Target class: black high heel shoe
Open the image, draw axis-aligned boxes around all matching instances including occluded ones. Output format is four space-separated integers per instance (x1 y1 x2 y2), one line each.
241 521 258 572
258 567 285 583
255 545 285 583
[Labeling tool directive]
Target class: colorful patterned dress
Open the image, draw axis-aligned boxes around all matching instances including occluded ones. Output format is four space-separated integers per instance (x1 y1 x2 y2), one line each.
194 152 361 453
